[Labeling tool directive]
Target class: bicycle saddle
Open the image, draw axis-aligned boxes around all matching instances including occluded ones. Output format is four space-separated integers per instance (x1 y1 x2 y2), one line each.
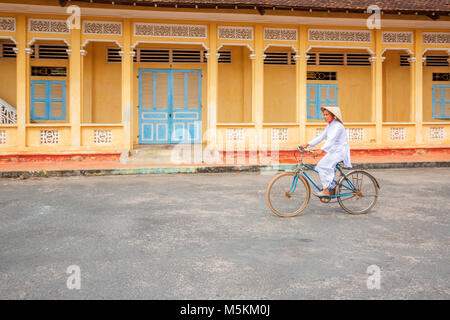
337 161 351 169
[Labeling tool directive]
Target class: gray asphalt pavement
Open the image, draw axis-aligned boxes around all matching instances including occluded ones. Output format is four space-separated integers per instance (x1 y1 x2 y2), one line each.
0 168 449 299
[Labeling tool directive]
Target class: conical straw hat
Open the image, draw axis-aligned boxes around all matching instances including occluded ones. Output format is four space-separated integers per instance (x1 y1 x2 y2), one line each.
321 105 343 123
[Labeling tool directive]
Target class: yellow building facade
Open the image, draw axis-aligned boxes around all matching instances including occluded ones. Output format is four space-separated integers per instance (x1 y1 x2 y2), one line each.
0 0 449 158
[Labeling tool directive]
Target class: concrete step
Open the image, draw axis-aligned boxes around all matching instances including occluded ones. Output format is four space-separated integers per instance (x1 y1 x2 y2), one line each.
124 144 204 164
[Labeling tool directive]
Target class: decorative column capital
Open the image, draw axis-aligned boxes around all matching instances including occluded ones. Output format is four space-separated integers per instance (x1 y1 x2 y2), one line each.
249 53 256 60
203 52 220 60
130 50 136 57
294 55 301 61
80 49 87 56
408 56 416 63
66 49 72 56
25 48 33 55
370 56 385 63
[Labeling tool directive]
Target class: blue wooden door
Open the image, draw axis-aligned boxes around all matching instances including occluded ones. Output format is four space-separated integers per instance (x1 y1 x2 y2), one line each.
307 84 338 120
139 69 201 144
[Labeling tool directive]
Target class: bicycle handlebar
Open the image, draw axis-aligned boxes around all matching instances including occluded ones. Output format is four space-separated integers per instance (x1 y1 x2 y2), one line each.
297 146 314 154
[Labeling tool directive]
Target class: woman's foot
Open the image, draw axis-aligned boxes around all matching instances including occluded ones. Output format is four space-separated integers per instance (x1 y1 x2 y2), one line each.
314 189 330 197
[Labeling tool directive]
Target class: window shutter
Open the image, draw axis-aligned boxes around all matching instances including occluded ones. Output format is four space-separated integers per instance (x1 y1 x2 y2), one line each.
50 101 63 118
155 72 168 109
33 102 47 118
172 72 185 109
187 72 200 109
141 71 154 109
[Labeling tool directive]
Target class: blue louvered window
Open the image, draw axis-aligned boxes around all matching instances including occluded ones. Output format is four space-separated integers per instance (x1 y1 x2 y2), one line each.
307 84 338 120
31 80 66 120
432 85 450 119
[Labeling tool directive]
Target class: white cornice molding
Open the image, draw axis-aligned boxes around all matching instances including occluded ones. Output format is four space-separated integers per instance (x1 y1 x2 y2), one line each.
0 35 17 44
0 3 449 29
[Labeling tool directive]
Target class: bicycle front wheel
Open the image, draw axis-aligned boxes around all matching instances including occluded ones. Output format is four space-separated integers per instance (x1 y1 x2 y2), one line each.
266 172 311 217
337 170 379 215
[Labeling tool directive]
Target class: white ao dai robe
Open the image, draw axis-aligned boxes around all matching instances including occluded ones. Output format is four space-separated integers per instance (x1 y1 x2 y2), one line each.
308 119 352 190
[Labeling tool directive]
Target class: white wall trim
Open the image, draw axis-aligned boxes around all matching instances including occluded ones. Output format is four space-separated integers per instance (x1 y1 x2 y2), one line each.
82 39 122 48
263 44 298 53
217 43 254 53
28 37 70 47
422 47 450 55
381 47 414 55
0 35 17 44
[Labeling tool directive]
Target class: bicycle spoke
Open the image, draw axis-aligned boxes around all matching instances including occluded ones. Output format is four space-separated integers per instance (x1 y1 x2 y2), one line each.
338 194 357 201
267 172 310 217
337 171 378 214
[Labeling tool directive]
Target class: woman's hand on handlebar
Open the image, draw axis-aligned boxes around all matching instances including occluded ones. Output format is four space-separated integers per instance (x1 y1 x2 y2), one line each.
298 145 320 157
298 143 309 151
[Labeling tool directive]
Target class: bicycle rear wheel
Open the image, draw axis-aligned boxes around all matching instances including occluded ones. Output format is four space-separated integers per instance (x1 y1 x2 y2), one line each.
337 170 379 214
266 172 310 217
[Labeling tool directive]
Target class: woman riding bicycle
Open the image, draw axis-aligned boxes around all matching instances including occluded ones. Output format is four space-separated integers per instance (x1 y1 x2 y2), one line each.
300 106 351 198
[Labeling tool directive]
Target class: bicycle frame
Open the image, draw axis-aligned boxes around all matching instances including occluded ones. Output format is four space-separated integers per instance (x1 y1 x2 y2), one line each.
288 150 357 198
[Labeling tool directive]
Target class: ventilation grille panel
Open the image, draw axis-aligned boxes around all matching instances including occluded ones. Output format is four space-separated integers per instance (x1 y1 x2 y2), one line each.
307 53 317 65
433 73 450 81
307 52 370 66
319 53 345 66
138 49 170 63
400 55 411 66
218 50 231 63
107 48 121 62
264 52 295 65
307 71 337 81
0 43 16 58
31 44 69 60
425 55 449 67
346 53 370 66
172 50 202 63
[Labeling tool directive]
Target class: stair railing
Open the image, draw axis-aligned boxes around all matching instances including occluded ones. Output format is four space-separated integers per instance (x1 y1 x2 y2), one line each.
0 98 17 124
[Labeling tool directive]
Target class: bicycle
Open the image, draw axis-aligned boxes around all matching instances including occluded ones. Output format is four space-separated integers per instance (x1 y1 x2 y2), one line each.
266 147 380 217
